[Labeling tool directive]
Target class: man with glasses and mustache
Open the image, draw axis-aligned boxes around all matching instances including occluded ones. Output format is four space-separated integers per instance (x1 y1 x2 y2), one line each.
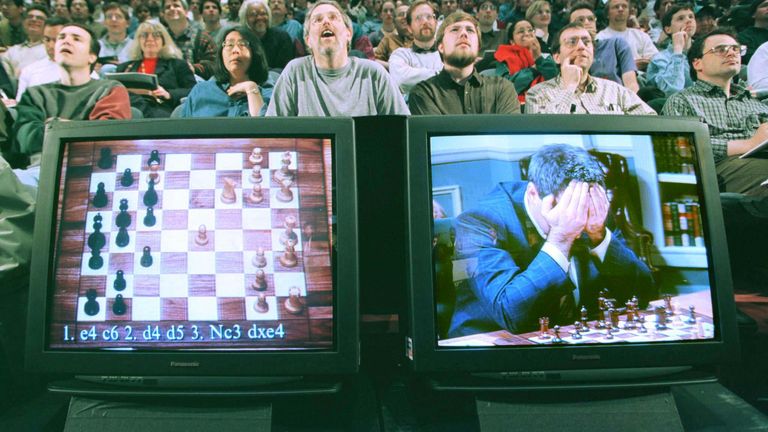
389 0 443 96
1 5 48 78
408 11 519 114
663 30 768 196
526 23 654 114
266 0 407 116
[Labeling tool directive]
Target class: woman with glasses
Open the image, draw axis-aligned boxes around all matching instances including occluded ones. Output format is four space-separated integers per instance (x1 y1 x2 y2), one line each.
492 18 557 105
180 26 273 117
116 22 196 117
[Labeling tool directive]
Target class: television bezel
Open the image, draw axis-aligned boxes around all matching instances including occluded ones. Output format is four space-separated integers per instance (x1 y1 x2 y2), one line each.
25 117 359 378
405 115 739 375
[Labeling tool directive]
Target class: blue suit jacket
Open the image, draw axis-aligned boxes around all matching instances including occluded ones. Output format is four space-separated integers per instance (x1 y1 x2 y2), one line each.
448 181 654 338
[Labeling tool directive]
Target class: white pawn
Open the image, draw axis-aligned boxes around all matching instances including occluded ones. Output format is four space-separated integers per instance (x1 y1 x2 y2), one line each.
249 148 263 165
250 163 263 183
248 183 264 204
195 224 208 246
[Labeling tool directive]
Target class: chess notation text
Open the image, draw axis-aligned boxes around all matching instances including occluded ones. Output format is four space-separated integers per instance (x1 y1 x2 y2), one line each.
62 323 287 343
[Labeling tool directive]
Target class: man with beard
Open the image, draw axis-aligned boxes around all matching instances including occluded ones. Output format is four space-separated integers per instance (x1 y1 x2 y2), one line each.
389 0 443 95
408 11 519 114
526 23 654 114
240 0 296 70
265 0 408 116
374 3 411 69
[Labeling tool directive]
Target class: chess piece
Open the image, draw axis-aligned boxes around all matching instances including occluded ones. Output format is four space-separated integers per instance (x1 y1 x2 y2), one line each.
551 325 564 344
115 198 131 228
273 151 293 183
254 293 269 313
276 178 293 203
121 168 134 187
248 183 264 204
284 287 303 314
604 324 614 339
221 177 237 204
538 317 550 339
663 293 674 318
280 216 298 245
195 224 209 246
251 163 263 184
88 247 104 270
92 182 108 208
115 226 130 248
609 307 619 330
112 294 127 316
655 306 668 330
113 270 126 291
140 246 153 267
249 148 263 165
279 240 298 268
143 207 156 227
251 269 267 290
571 324 582 340
147 149 161 166
685 305 697 324
580 305 589 330
252 247 267 268
148 161 161 183
638 314 648 333
143 178 158 207
302 222 314 255
98 147 112 169
84 289 100 316
87 213 106 251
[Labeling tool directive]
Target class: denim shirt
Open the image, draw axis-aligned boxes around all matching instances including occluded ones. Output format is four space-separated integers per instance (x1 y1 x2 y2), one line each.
180 73 276 118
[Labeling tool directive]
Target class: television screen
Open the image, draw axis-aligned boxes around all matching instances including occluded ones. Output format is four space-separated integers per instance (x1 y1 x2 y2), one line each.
406 116 738 383
26 118 358 388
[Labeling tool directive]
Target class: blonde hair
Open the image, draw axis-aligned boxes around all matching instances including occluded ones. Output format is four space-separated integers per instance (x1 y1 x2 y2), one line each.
127 22 184 60
525 0 550 23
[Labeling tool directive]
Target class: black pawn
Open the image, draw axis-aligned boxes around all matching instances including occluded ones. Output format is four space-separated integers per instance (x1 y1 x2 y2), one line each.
148 150 161 166
143 207 156 227
143 179 158 207
140 246 153 267
98 148 112 169
115 226 130 248
87 214 106 251
84 289 100 316
115 198 131 228
113 270 126 291
121 168 134 187
88 248 103 270
112 294 127 316
92 182 108 208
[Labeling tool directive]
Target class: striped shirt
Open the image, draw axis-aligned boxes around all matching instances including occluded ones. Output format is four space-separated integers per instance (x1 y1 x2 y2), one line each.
525 76 656 115
661 80 768 163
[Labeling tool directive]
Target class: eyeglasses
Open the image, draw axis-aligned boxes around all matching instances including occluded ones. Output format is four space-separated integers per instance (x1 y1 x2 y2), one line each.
396 11 407 17
479 3 496 10
561 36 593 48
247 9 269 17
138 31 163 39
414 13 436 22
702 44 747 57
223 40 250 50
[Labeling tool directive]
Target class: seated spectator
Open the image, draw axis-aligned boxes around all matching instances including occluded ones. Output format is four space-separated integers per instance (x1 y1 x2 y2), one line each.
181 26 273 117
493 18 558 104
54 0 71 20
373 3 411 69
0 0 26 48
240 0 296 70
266 0 408 116
69 0 107 37
646 4 695 97
596 0 657 72
662 30 768 196
695 6 718 39
475 0 508 71
12 24 131 166
201 0 224 42
409 11 520 114
526 23 655 114
569 3 638 92
739 0 768 65
98 2 133 70
526 0 552 53
647 0 672 46
222 0 241 26
270 0 303 44
16 16 66 100
368 0 396 47
389 0 443 95
2 5 49 78
360 0 384 35
116 22 196 117
162 0 217 78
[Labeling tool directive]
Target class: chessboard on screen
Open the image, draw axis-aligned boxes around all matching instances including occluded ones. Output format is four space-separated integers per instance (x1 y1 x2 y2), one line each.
50 137 335 350
429 133 716 347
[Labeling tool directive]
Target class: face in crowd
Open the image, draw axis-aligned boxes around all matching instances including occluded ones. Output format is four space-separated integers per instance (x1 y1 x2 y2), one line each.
409 2 437 44
439 18 480 68
55 25 97 70
305 3 352 57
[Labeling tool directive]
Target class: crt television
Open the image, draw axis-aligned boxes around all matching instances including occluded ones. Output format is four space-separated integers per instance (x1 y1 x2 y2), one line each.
405 115 739 390
25 118 359 396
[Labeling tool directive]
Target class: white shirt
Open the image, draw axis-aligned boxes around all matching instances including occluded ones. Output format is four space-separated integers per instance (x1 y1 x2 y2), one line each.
16 57 61 100
2 42 47 77
388 47 442 95
748 41 768 92
596 27 659 61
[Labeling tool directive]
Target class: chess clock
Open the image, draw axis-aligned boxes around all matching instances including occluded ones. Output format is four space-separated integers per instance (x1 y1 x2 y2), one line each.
26 118 359 396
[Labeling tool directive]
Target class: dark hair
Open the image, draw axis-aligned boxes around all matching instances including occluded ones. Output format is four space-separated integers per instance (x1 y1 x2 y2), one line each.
661 3 693 29
407 0 436 25
202 0 221 12
61 22 99 56
568 1 594 21
26 4 50 17
550 21 586 54
653 0 671 14
44 15 69 26
214 26 269 85
66 0 95 15
528 144 605 197
687 28 737 80
506 17 533 41
102 1 130 20
696 5 719 20
748 0 768 20
6 0 24 8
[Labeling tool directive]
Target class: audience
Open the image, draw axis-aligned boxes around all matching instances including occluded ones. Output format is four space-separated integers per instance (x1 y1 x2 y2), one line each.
98 2 132 67
409 11 520 114
526 23 655 114
596 0 657 72
266 0 408 116
2 5 48 78
16 16 66 101
646 4 695 97
240 0 296 70
739 0 768 64
0 0 26 48
475 0 508 71
373 3 411 69
181 26 273 116
389 0 443 95
662 30 768 196
69 0 107 37
53 0 71 19
368 0 395 47
695 6 718 39
526 0 552 52
748 40 768 93
163 0 217 78
270 0 303 45
201 0 225 42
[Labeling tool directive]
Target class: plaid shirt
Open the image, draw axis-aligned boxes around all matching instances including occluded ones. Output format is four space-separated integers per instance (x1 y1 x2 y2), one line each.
167 20 216 79
662 80 768 163
525 76 656 116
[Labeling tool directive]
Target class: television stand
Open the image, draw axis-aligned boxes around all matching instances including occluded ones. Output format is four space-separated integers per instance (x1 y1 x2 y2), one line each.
63 395 272 432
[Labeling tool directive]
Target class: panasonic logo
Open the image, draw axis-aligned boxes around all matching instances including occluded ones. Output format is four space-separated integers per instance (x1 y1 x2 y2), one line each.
572 354 601 361
170 361 200 368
